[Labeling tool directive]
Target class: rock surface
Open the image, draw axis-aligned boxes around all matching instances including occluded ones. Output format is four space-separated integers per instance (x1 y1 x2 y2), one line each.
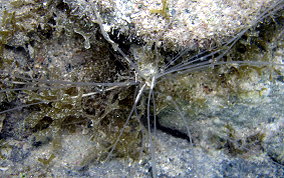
64 0 276 50
0 0 283 177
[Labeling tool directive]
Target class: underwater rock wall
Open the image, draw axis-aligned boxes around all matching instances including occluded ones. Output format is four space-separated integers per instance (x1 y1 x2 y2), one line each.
0 0 283 177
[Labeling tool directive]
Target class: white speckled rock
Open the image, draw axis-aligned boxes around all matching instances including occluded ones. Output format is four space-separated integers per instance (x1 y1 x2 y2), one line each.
64 0 276 50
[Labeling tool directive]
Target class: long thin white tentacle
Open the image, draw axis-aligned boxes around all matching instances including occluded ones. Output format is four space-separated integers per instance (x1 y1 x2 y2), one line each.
147 76 157 178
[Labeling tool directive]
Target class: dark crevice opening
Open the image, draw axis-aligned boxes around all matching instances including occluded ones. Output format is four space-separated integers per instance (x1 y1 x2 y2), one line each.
140 113 191 142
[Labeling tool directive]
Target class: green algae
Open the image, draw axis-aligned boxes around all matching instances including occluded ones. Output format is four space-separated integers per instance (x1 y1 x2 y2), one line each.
0 1 144 168
150 0 170 20
38 153 55 165
222 125 265 157
0 141 12 160
0 10 17 60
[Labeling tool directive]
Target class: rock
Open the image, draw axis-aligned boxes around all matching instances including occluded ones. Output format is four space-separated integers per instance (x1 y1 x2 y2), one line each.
64 0 277 50
0 0 283 177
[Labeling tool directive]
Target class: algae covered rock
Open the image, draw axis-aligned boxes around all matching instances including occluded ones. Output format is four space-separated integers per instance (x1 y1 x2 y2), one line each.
157 9 284 168
0 0 283 177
